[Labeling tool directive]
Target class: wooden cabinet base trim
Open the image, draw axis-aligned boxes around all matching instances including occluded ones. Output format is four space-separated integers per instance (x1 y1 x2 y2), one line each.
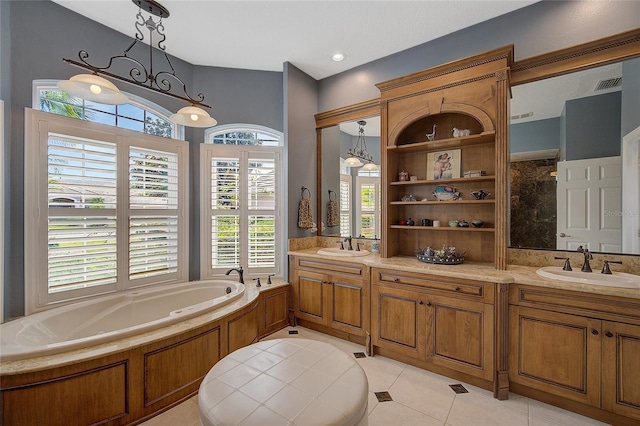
295 319 367 347
510 382 640 426
372 345 494 394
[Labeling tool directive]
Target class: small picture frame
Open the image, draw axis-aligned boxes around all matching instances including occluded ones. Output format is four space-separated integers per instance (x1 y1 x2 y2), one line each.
427 149 461 181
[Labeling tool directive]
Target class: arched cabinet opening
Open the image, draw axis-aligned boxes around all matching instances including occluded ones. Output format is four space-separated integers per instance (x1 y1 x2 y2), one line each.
378 45 512 268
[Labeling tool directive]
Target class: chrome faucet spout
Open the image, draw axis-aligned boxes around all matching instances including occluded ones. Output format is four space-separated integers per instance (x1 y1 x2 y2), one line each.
225 267 245 284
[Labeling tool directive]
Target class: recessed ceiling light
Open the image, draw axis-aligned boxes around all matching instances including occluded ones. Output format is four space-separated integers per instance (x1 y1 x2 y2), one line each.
332 53 346 62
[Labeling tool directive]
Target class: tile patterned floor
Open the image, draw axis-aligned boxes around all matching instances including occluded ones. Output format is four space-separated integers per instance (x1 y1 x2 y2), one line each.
142 326 610 426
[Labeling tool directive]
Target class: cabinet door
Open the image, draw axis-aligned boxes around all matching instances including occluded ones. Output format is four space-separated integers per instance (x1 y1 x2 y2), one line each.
371 284 426 359
294 269 327 325
427 295 494 381
509 306 601 407
602 321 640 421
258 287 290 338
329 275 367 335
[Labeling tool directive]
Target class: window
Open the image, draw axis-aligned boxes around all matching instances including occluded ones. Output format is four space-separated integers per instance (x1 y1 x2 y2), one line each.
201 126 283 278
339 173 351 237
33 81 181 139
24 109 189 313
355 171 381 239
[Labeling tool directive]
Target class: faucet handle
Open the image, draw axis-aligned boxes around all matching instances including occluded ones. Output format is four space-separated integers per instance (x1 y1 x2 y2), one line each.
356 242 362 252
601 260 622 275
267 274 275 284
554 257 572 271
253 277 262 287
337 240 344 250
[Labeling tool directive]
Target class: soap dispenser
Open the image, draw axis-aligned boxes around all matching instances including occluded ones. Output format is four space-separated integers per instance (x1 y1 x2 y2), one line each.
371 236 380 254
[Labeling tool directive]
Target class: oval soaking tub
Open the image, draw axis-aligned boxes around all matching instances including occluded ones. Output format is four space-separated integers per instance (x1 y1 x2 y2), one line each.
0 280 244 362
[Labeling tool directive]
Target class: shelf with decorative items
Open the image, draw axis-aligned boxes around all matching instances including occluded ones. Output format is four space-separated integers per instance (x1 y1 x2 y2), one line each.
377 46 512 268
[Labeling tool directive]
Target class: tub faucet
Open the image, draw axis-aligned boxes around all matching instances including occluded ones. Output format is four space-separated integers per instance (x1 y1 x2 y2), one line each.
577 246 592 273
225 267 245 284
344 236 353 251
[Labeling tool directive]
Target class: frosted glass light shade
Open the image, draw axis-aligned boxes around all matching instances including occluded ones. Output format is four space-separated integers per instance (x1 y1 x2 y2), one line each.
343 156 363 167
362 162 379 171
57 74 129 104
170 106 217 128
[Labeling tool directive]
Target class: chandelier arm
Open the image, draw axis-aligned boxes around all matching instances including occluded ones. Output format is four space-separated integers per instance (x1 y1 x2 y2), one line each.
61 0 210 111
134 10 146 42
63 58 211 108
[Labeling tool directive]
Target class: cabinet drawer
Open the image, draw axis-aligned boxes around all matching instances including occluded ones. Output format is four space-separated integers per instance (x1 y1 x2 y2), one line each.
295 256 365 277
372 268 493 302
510 284 640 320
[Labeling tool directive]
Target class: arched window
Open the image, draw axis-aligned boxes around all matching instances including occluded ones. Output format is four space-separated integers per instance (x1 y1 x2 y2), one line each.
33 80 182 139
200 124 284 279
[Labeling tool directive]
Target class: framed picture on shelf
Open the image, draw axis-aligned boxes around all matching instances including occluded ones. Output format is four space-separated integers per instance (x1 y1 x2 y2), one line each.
427 149 461 180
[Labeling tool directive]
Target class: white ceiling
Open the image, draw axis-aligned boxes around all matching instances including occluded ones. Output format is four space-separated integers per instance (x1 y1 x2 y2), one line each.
52 0 538 80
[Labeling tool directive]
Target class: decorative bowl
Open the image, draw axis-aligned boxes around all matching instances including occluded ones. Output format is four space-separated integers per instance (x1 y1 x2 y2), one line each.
458 220 469 227
432 185 461 201
448 220 459 227
471 220 484 228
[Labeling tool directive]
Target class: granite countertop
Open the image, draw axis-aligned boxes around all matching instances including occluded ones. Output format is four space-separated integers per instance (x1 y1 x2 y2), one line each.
288 248 640 300
1 280 289 375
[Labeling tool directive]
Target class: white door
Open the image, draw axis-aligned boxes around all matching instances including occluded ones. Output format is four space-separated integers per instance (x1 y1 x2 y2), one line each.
556 157 622 252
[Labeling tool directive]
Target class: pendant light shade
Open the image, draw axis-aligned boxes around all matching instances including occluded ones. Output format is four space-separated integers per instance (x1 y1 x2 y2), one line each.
169 106 218 128
57 74 129 105
362 162 379 171
344 156 364 168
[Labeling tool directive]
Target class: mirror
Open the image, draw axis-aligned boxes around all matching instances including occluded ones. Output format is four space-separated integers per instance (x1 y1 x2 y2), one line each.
320 116 381 239
510 58 640 254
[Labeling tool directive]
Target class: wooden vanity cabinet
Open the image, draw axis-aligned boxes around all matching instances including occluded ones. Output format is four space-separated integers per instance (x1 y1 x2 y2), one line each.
371 268 495 383
290 256 369 338
509 285 640 424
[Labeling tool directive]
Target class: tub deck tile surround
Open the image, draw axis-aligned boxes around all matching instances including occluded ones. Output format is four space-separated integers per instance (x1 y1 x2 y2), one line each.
0 280 289 376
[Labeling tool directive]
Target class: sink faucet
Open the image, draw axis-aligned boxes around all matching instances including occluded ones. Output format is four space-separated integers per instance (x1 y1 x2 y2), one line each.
344 236 353 251
577 246 593 272
225 267 245 284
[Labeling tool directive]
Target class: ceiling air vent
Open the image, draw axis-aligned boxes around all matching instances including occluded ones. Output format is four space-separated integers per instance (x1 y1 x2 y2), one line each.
511 112 533 120
594 77 622 91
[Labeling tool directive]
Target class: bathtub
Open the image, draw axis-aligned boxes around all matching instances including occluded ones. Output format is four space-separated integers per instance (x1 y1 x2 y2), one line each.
0 280 245 362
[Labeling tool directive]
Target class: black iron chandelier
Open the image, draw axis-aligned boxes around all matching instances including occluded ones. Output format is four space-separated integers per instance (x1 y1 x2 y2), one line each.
58 0 216 128
344 120 378 170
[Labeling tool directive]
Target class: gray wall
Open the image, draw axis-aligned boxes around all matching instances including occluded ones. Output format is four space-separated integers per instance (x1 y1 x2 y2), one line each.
284 63 318 241
318 1 640 112
565 92 621 161
511 118 561 154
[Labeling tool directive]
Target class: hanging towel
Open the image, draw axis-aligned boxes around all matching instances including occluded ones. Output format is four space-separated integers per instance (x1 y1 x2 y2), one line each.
298 187 314 229
327 199 339 227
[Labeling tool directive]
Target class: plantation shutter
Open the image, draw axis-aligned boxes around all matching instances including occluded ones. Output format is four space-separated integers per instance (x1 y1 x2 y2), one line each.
339 174 351 237
248 156 276 268
47 135 118 293
129 147 179 279
210 158 241 267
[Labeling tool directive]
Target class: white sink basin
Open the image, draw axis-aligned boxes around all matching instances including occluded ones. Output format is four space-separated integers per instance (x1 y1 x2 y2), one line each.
317 247 370 257
536 266 640 288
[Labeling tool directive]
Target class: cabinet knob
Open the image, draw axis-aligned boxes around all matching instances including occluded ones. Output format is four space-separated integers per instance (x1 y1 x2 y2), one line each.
591 329 599 336
605 331 613 338
393 277 399 282
455 287 461 292
426 301 432 306
419 300 423 305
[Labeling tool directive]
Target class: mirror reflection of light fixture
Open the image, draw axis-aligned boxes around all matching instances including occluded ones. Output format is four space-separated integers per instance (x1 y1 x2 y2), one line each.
57 0 216 128
345 120 377 169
